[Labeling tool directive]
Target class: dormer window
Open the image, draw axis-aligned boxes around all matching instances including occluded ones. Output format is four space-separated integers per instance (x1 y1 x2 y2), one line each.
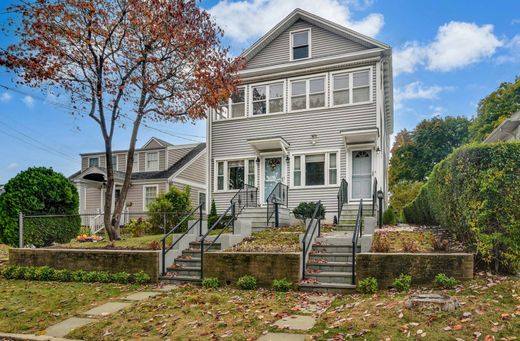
145 151 159 171
291 30 310 60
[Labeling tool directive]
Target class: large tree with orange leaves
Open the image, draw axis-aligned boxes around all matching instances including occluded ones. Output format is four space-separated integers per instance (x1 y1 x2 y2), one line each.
1 0 242 240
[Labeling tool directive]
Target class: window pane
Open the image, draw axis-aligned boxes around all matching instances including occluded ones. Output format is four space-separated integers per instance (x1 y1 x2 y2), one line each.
217 162 224 175
353 87 370 103
310 78 324 93
293 156 301 186
231 103 245 117
217 177 224 190
291 81 306 96
334 74 349 90
329 153 337 168
293 46 309 60
292 31 308 47
309 93 325 108
333 90 349 105
305 155 325 186
252 86 266 101
248 160 255 186
89 158 99 167
269 98 283 113
294 156 301 170
231 88 245 103
329 169 337 185
252 101 266 115
294 171 301 186
269 83 283 99
353 71 369 87
228 160 244 190
291 96 306 110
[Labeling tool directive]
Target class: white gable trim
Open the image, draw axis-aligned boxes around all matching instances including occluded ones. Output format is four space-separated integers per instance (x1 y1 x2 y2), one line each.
142 137 166 149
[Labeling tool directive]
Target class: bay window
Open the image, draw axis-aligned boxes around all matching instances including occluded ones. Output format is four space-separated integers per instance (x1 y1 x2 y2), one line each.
215 159 256 191
332 69 371 106
252 83 284 115
290 76 326 111
292 152 339 187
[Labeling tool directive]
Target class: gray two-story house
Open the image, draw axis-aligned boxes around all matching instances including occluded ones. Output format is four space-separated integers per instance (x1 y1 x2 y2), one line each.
206 9 393 224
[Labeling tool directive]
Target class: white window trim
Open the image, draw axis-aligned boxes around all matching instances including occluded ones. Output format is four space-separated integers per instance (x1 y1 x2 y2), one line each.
132 153 139 172
142 184 159 211
111 154 118 171
290 149 340 189
331 66 373 107
88 156 100 168
249 80 286 116
145 151 159 172
288 73 328 112
290 28 312 61
346 144 375 202
215 86 247 121
214 157 257 193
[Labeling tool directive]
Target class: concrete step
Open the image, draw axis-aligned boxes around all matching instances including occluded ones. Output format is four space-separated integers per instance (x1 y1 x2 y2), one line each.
174 258 201 268
166 266 201 277
160 275 201 284
307 261 353 272
335 226 356 232
181 249 202 258
299 282 356 294
304 271 353 284
312 244 359 253
188 241 221 251
309 252 354 262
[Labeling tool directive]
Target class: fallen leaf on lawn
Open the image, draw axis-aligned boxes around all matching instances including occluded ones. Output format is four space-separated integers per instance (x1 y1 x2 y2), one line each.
452 324 462 331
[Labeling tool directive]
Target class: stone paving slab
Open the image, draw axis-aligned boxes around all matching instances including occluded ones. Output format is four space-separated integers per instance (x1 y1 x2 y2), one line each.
273 315 316 331
123 291 161 301
0 332 81 341
45 317 95 338
83 302 132 316
258 332 309 341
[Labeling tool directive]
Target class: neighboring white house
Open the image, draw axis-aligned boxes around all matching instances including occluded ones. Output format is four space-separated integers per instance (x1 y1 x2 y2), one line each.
483 112 520 143
206 8 393 224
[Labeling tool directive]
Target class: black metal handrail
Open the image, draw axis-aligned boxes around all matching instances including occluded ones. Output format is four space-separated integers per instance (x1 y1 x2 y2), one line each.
199 202 237 279
266 182 288 227
160 204 204 276
351 199 363 285
231 184 258 216
337 179 348 222
372 177 378 216
301 200 322 280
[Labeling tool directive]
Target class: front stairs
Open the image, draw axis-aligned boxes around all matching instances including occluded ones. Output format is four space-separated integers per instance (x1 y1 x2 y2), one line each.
240 206 290 231
160 240 222 284
336 203 374 231
300 232 360 293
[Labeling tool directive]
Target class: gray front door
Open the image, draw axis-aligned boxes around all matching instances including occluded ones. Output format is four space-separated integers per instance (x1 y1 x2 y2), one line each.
351 150 372 200
264 157 282 200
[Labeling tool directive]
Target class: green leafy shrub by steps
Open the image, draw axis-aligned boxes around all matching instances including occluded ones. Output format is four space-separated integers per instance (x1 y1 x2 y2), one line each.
403 142 520 273
0 167 80 247
126 218 152 237
389 180 424 221
392 273 412 292
292 202 325 225
357 277 378 294
1 265 151 284
434 273 459 289
202 277 220 289
272 278 293 292
147 186 192 234
383 207 397 225
237 274 257 290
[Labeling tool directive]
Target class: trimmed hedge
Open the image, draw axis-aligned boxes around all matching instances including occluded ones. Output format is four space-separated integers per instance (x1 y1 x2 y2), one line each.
403 142 520 273
2 265 151 284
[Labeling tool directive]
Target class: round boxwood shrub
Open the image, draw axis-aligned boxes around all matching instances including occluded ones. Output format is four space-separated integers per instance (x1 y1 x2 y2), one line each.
202 277 220 289
0 167 80 246
237 274 257 290
272 278 293 292
357 277 378 294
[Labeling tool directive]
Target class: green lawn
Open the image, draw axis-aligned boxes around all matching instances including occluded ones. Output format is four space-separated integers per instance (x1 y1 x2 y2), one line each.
0 278 135 333
57 234 172 250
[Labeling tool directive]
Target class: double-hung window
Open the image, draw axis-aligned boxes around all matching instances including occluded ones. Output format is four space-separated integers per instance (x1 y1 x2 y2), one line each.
252 83 284 115
88 157 99 168
291 30 310 60
143 185 158 210
332 69 371 106
111 155 118 171
290 76 326 111
216 159 256 191
145 152 159 171
215 87 246 120
292 152 338 187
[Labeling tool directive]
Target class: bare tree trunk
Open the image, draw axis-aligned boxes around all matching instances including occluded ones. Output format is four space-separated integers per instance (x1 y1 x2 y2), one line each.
104 142 118 240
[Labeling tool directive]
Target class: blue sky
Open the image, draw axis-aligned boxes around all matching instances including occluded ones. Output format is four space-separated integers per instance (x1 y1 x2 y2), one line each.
0 0 519 183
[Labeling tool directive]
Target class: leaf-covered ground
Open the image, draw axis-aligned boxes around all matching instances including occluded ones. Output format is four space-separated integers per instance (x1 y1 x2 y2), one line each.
376 225 465 253
55 234 172 250
0 278 134 333
225 228 302 252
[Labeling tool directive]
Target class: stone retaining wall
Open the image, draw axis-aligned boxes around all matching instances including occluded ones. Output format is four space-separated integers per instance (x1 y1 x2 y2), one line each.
203 252 300 287
9 248 160 282
356 252 474 288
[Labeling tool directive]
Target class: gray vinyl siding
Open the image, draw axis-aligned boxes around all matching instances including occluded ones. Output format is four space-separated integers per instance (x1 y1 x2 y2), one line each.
116 153 127 172
170 181 204 209
125 181 168 213
85 186 102 212
176 151 206 184
247 19 368 69
167 147 193 168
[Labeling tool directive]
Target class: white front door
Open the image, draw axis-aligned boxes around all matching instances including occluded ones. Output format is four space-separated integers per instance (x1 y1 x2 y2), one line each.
263 157 283 202
351 150 372 200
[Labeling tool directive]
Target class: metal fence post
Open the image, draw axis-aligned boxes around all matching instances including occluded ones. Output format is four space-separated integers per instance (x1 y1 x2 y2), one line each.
199 204 203 237
18 212 24 248
274 202 279 227
163 212 167 234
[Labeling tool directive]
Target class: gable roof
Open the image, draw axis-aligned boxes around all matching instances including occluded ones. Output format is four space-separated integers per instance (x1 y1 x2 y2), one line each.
242 8 389 62
141 137 173 149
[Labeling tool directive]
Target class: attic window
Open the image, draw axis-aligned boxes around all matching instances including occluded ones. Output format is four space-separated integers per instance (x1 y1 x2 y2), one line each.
291 30 310 60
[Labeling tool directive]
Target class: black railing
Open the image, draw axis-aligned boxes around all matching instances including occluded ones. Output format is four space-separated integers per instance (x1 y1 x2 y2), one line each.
199 202 237 279
231 184 258 216
372 177 378 216
160 204 204 276
266 182 288 227
301 200 322 280
351 199 363 285
337 179 348 222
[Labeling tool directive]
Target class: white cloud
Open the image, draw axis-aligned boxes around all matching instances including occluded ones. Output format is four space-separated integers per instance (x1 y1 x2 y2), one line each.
7 162 18 170
394 81 452 110
22 95 34 108
208 0 384 44
496 34 520 64
0 92 12 103
394 21 503 75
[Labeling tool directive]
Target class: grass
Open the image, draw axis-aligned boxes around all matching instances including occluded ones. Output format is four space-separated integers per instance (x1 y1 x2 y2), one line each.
56 234 173 250
69 286 301 340
0 244 9 260
0 278 134 334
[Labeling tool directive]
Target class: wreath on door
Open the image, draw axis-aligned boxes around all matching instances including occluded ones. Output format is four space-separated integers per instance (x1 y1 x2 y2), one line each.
268 158 280 171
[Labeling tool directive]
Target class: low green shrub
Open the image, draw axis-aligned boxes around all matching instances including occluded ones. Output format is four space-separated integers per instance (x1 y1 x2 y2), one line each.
237 274 257 290
272 278 293 292
126 218 152 237
292 202 326 225
434 273 458 288
392 273 412 292
202 277 220 289
357 277 378 294
1 265 151 284
383 207 397 225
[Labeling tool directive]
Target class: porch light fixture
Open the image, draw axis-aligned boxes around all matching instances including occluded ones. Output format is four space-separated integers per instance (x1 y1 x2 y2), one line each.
256 156 260 164
311 134 317 146
285 155 290 162
376 146 381 153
